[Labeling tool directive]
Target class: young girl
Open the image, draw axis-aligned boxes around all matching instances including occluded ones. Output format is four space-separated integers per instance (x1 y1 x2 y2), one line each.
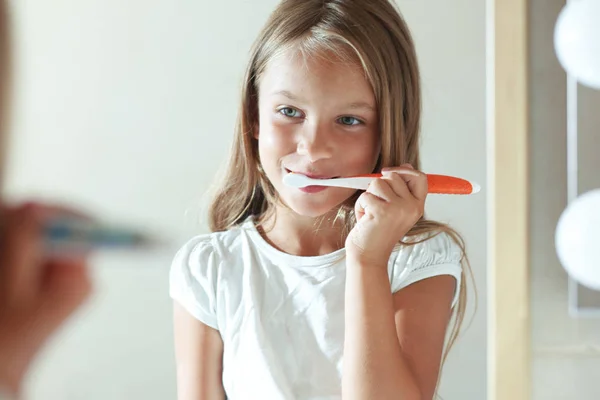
170 0 470 399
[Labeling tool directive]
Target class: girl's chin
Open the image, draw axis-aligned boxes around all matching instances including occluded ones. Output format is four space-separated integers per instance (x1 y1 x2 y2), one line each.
283 193 353 218
287 203 333 218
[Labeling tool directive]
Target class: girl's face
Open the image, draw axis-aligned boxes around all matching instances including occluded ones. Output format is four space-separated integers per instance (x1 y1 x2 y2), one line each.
256 48 381 218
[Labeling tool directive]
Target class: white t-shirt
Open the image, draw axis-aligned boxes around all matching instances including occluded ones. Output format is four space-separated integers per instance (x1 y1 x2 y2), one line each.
169 217 462 400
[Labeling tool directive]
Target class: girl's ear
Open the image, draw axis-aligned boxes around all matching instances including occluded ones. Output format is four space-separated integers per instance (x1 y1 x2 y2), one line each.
253 123 259 140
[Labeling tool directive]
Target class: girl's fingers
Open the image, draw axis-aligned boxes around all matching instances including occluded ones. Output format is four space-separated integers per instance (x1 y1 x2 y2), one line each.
365 176 398 202
356 192 386 218
381 170 413 199
382 164 428 201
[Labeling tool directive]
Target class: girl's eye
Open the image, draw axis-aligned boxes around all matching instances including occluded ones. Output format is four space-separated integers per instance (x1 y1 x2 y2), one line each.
338 116 362 126
279 107 302 118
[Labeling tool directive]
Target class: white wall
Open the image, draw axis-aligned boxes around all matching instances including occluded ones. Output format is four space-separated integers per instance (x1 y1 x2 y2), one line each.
530 1 600 399
5 1 486 399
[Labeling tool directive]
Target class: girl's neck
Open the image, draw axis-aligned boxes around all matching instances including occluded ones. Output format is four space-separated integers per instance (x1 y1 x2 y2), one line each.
256 207 346 257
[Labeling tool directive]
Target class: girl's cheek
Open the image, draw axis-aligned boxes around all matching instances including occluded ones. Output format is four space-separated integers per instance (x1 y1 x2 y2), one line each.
261 123 297 148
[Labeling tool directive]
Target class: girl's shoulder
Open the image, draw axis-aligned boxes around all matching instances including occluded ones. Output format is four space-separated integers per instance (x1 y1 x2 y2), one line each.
171 223 252 269
389 231 465 306
169 226 250 330
394 231 464 268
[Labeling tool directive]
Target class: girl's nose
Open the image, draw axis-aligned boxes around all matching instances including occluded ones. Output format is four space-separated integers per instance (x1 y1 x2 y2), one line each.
296 123 334 162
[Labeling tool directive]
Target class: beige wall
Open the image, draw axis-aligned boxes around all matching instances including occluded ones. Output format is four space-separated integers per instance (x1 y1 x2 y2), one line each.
5 1 486 399
530 1 600 399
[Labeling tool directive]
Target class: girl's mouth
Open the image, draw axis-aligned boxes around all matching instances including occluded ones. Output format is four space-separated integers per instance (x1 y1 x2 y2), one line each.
284 168 340 180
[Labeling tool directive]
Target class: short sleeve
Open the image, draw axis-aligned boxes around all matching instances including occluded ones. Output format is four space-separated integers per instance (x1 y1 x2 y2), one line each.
389 232 463 308
169 235 220 330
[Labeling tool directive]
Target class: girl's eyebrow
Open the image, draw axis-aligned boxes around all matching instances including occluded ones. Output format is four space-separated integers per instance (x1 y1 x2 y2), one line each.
346 101 376 112
272 90 302 102
272 90 375 112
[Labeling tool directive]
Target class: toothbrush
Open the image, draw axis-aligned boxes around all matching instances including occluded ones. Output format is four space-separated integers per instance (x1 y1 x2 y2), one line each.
283 173 480 195
42 216 164 255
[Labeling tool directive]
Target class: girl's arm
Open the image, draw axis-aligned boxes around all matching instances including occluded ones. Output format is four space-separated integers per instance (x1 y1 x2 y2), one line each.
343 259 455 400
173 302 226 400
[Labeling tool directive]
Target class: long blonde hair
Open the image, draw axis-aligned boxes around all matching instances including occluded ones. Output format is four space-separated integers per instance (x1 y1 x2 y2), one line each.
208 0 474 380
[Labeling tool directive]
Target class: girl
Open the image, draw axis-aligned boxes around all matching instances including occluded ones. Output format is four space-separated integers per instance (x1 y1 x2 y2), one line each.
170 0 470 399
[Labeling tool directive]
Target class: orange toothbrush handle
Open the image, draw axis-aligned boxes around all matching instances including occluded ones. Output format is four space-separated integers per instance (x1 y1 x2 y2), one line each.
354 173 479 195
426 174 477 195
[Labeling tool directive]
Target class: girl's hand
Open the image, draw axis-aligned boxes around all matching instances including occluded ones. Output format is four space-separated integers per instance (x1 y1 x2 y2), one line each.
0 203 93 396
345 164 428 266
